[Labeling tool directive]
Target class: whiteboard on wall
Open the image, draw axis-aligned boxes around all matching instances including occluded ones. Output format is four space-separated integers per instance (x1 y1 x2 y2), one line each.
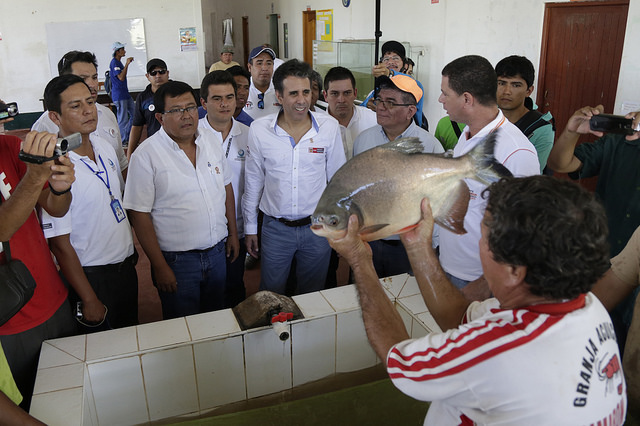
45 18 148 80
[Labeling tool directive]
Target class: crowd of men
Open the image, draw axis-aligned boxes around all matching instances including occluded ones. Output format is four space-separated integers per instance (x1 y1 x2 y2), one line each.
0 38 639 424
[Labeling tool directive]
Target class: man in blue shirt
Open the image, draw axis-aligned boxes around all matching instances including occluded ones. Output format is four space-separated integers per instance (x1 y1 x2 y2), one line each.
109 42 135 145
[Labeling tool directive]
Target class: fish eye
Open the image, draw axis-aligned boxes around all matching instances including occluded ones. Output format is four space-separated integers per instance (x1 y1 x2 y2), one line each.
328 216 339 226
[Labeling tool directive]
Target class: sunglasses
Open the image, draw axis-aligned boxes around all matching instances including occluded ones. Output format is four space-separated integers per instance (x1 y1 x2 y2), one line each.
149 69 167 76
257 92 264 109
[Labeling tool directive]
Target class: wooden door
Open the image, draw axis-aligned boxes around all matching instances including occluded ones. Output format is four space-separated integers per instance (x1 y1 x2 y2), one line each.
536 1 629 184
303 10 316 66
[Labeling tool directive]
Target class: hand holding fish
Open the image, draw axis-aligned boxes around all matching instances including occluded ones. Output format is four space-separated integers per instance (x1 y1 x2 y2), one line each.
399 198 434 256
327 214 373 271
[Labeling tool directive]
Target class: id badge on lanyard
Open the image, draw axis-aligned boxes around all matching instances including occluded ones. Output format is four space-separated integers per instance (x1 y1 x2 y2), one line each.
81 154 126 223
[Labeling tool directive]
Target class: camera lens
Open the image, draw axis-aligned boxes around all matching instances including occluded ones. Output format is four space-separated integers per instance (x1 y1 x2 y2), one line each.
7 104 17 117
58 139 69 153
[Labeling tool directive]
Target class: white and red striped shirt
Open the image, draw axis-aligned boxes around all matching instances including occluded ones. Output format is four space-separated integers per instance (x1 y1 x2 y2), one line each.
388 293 627 425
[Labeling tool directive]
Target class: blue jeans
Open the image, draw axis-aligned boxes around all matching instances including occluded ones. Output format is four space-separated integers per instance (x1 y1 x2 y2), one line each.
114 97 135 143
445 272 470 290
157 240 227 319
260 215 331 295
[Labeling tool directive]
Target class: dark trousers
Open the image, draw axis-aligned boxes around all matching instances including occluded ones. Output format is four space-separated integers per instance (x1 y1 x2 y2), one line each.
370 239 413 278
0 299 76 411
64 252 139 333
224 238 247 308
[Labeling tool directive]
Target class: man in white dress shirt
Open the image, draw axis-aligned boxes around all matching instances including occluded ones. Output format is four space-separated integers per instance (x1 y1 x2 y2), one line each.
39 75 137 332
32 51 128 178
199 70 250 308
323 66 377 160
124 81 239 319
243 46 280 120
243 59 346 295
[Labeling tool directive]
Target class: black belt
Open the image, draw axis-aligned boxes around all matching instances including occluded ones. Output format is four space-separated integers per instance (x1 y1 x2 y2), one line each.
82 251 138 274
275 216 312 227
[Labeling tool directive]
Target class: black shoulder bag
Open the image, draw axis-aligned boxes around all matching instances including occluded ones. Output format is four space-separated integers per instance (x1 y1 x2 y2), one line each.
0 196 36 326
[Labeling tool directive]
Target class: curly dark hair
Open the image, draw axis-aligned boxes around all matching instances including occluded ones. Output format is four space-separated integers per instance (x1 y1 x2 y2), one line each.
483 176 610 299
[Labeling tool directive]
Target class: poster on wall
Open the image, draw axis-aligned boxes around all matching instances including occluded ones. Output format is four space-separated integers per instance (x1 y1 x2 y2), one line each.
316 9 333 52
180 27 197 51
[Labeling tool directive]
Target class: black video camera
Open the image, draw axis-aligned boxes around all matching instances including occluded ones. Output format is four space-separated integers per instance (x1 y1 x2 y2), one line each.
589 114 639 136
0 101 18 120
19 133 82 164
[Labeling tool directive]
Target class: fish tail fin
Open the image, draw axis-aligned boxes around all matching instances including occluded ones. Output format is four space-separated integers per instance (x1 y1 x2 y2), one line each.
467 130 513 185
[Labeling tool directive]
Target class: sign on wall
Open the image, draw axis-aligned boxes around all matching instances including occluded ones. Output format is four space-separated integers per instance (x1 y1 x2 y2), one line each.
316 9 333 52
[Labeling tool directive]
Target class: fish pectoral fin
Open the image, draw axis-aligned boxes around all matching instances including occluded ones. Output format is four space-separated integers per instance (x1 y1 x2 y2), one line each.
379 137 424 155
397 223 419 233
435 181 469 235
358 224 389 236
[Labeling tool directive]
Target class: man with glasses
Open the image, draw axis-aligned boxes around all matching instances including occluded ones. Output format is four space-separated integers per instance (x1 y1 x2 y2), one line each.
198 70 249 308
127 58 170 158
353 74 443 278
243 46 279 119
124 81 239 319
32 50 128 178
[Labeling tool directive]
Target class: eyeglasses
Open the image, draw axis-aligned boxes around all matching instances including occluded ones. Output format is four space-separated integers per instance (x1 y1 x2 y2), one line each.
149 69 167 76
373 98 415 110
257 92 264 109
163 105 198 116
381 56 402 63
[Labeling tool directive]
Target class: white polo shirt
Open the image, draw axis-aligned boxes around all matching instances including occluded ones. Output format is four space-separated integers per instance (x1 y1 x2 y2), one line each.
243 79 280 120
331 105 377 160
199 117 250 238
40 135 134 266
124 127 233 252
32 102 128 172
243 111 346 235
439 111 540 281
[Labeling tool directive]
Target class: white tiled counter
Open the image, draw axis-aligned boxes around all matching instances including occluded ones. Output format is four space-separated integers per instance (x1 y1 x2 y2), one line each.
30 275 441 425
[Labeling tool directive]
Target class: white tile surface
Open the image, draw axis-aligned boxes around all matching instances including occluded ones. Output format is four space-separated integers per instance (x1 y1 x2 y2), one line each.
193 336 246 410
320 285 360 312
379 273 410 298
86 326 138 361
142 345 199 421
336 310 377 372
82 366 98 426
88 356 148 425
33 362 84 394
395 304 414 338
244 327 292 399
411 319 429 339
38 342 83 369
398 275 421 298
292 292 335 318
398 293 429 315
137 317 190 350
417 311 442 333
292 316 336 387
30 387 83 426
187 309 242 341
46 334 86 362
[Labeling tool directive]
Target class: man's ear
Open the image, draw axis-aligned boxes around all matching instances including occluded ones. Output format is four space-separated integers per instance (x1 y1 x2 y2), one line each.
463 92 474 107
200 98 207 111
505 264 527 288
49 110 62 127
275 90 284 105
155 112 164 126
526 85 534 97
407 105 417 120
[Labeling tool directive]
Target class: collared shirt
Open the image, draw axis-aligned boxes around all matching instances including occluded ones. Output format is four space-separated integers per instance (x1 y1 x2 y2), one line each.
439 110 539 281
123 127 232 251
109 57 130 101
243 79 280 119
243 111 346 235
235 109 254 127
199 117 250 238
132 84 161 137
353 120 444 156
571 133 640 256
329 105 378 160
32 103 128 171
40 135 134 266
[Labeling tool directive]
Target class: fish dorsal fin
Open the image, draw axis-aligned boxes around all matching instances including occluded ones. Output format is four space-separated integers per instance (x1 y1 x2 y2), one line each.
379 137 425 155
359 223 389 236
434 180 469 235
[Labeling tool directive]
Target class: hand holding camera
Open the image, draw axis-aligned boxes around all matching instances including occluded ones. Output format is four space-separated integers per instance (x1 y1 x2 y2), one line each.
20 131 76 192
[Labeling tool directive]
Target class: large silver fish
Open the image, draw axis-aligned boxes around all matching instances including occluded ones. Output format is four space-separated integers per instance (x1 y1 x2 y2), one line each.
310 132 511 241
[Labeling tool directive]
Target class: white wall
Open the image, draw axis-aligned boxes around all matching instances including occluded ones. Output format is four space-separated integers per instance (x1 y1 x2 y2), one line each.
275 0 640 129
0 0 205 113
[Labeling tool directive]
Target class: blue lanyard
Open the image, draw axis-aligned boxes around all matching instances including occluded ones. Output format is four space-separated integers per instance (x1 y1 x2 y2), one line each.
80 155 115 201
